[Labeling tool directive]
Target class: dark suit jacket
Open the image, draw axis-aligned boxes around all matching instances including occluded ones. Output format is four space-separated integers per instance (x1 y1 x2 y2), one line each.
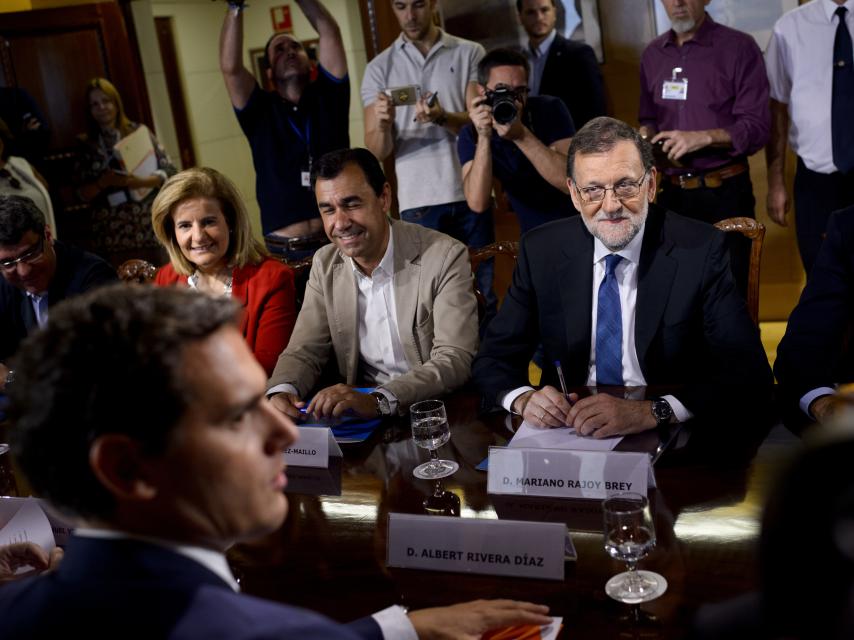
0 240 116 362
539 34 606 130
155 258 297 376
473 205 772 422
774 206 854 426
0 536 381 639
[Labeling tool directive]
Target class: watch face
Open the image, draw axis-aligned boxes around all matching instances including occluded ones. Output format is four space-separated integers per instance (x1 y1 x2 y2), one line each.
653 400 672 422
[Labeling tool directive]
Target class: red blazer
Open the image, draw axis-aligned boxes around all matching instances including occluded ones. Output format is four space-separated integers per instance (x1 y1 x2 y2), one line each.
155 258 296 376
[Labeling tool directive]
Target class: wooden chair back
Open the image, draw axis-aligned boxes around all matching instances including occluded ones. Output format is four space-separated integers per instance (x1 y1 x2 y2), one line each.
117 259 156 284
713 217 765 326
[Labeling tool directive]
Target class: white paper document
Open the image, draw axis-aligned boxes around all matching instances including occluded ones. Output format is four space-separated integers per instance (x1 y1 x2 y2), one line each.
509 420 623 452
113 125 158 202
0 498 56 553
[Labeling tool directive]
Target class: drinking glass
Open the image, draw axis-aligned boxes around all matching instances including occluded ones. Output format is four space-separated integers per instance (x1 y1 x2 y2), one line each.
411 400 458 480
602 492 667 603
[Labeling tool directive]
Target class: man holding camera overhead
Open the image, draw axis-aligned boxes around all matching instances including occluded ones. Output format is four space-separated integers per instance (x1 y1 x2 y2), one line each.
362 0 496 321
459 48 576 235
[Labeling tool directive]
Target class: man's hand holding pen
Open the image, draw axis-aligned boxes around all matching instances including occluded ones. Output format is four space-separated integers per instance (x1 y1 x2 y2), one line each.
512 386 573 428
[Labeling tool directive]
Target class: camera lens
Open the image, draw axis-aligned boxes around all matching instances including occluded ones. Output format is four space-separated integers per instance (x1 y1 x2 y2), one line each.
492 96 518 125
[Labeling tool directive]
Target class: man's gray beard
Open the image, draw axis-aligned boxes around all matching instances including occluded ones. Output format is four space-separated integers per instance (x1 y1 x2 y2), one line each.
581 202 648 252
671 18 696 34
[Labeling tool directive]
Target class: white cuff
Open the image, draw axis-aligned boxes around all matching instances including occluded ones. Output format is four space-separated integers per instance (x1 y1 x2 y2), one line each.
372 605 417 640
500 386 535 413
800 387 836 419
661 395 692 423
266 383 299 398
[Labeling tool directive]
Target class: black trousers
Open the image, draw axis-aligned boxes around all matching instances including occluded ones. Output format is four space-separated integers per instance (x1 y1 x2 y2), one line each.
657 171 754 303
794 158 854 276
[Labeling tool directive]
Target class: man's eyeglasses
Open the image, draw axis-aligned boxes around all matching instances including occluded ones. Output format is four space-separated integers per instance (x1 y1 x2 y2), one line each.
0 236 46 271
575 171 649 204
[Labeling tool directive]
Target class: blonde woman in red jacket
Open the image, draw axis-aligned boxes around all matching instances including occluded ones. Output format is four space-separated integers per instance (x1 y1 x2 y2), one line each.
151 167 295 375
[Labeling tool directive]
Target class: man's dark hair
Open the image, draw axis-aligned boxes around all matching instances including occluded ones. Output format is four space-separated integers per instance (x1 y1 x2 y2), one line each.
0 194 45 246
8 285 239 521
477 48 530 85
566 116 654 181
515 0 556 13
310 147 387 196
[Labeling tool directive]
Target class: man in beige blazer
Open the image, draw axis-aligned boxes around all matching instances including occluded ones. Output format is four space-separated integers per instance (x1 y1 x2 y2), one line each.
267 148 478 419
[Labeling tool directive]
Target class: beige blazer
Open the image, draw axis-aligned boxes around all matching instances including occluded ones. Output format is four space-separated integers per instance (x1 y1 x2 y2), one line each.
268 218 478 412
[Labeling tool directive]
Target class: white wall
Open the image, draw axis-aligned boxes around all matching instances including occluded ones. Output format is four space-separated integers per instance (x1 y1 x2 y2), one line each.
134 0 367 237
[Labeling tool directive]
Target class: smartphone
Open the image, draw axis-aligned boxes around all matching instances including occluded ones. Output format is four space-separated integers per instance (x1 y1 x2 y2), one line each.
386 85 419 106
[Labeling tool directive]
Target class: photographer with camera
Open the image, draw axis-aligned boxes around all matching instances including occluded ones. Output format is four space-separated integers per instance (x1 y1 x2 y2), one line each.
459 48 576 236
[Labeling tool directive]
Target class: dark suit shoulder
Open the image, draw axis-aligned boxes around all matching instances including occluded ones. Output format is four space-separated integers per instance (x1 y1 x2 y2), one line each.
657 207 725 247
551 34 596 59
522 215 586 251
52 241 118 297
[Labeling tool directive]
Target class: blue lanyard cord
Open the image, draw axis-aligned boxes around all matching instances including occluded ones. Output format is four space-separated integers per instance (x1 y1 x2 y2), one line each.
288 116 311 152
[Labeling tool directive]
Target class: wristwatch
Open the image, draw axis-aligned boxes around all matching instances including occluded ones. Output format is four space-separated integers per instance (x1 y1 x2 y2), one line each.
3 368 13 389
370 391 392 417
651 398 673 427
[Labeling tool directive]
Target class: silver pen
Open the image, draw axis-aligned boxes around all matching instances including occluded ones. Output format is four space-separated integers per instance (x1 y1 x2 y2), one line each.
554 360 569 397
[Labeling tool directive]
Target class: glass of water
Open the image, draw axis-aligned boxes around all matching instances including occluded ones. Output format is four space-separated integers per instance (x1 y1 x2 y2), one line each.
410 399 458 480
602 492 667 603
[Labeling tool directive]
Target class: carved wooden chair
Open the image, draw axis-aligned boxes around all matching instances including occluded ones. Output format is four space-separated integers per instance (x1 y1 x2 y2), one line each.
275 255 314 310
468 240 519 325
713 217 765 326
117 259 156 284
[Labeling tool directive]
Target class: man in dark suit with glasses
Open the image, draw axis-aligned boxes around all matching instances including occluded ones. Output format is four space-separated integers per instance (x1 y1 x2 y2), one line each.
0 194 115 390
474 117 772 437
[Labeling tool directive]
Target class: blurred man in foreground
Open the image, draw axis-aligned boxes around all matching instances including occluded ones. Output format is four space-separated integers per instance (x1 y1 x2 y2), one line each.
0 285 548 638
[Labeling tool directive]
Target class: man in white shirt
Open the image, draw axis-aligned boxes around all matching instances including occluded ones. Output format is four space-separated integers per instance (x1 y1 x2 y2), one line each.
473 117 772 435
362 0 496 323
0 284 550 638
267 148 478 419
765 0 854 273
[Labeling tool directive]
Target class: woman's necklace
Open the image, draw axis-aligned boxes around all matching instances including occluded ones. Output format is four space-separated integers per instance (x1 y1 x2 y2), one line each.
187 269 233 297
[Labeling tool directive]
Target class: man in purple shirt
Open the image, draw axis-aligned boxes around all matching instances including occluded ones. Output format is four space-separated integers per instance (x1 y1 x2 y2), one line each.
639 0 770 298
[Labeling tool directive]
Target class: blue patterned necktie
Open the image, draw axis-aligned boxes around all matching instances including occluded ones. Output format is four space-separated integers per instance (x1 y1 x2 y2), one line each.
833 6 854 173
596 254 624 386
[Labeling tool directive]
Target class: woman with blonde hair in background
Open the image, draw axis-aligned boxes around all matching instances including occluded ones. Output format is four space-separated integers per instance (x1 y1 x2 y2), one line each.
151 166 296 375
74 77 175 266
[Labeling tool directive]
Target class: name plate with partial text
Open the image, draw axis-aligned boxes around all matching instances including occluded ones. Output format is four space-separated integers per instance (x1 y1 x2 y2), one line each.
283 426 343 469
487 447 653 500
387 513 571 580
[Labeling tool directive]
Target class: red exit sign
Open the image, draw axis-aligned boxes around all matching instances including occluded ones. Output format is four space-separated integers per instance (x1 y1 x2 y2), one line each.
270 5 293 33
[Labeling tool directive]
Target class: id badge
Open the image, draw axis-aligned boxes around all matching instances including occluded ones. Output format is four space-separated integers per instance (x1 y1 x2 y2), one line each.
661 79 688 101
301 171 311 188
107 190 128 207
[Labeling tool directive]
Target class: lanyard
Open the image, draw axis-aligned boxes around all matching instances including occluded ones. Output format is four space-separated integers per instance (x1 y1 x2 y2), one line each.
288 116 312 164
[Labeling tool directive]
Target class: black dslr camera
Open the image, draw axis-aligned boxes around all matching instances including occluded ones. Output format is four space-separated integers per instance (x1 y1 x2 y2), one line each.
484 87 525 125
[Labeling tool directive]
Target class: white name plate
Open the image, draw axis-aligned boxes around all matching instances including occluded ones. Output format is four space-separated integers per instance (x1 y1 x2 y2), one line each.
283 426 343 469
487 446 652 500
387 513 567 580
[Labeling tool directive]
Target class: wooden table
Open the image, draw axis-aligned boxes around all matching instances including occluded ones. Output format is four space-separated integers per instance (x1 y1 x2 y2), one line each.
226 391 799 639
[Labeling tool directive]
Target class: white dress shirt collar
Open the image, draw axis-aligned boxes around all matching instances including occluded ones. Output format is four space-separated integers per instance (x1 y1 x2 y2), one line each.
74 527 240 592
823 0 854 23
349 223 394 281
529 28 557 58
25 291 49 328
